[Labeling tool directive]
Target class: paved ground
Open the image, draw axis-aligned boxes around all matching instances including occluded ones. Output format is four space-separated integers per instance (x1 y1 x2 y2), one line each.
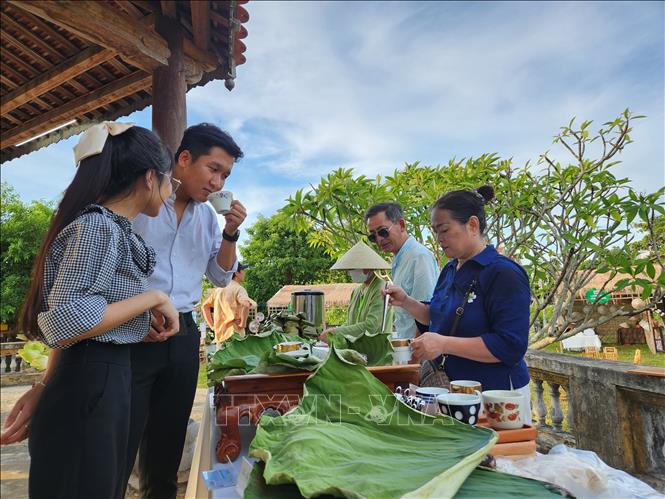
1 384 208 499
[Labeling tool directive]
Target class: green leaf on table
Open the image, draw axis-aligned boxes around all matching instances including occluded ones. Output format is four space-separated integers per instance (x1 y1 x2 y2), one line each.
249 347 498 499
244 462 570 499
332 329 394 366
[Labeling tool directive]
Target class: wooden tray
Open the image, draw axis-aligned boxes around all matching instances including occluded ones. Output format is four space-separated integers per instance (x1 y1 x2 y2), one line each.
478 422 537 444
489 440 537 457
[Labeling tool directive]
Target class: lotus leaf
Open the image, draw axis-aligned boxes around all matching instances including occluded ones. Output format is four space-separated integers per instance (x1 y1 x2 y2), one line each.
244 462 570 499
207 330 304 385
330 329 393 366
249 347 499 498
17 341 49 371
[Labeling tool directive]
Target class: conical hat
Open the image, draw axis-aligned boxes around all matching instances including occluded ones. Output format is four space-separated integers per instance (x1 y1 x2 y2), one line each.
331 241 391 270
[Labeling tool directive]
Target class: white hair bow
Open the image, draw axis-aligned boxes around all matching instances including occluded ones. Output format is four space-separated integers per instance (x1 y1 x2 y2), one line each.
74 121 134 165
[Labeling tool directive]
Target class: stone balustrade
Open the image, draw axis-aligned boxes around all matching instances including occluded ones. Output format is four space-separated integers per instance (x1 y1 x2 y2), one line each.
526 350 665 489
1 341 26 373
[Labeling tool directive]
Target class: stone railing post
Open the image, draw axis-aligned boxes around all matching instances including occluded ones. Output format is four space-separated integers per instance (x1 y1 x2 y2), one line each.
549 383 564 432
533 378 549 428
3 354 12 373
564 383 574 433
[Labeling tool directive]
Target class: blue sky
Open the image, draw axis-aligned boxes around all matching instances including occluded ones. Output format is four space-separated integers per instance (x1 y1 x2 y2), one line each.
2 1 664 248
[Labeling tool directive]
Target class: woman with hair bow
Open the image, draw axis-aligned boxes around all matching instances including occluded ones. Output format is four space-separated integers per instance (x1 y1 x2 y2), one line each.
1 122 180 499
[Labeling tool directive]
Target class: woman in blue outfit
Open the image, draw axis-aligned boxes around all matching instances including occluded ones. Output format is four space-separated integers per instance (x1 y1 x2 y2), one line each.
385 186 531 420
7 122 181 499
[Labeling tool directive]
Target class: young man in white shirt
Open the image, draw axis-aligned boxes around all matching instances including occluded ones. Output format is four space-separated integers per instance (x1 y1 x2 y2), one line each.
127 123 246 498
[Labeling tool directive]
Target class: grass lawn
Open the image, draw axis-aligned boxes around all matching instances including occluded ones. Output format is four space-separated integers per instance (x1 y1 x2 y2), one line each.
541 342 665 367
197 361 208 388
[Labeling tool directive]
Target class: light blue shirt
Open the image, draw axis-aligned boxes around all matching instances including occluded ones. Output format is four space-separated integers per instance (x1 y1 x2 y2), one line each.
132 197 237 312
391 236 439 338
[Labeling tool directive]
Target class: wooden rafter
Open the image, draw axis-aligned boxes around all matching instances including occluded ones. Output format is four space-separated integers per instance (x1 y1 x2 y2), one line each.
7 8 81 56
2 71 151 148
2 94 154 163
114 1 144 20
191 1 210 51
9 0 171 72
1 47 117 115
1 0 249 162
160 1 178 19
1 31 52 70
0 13 66 60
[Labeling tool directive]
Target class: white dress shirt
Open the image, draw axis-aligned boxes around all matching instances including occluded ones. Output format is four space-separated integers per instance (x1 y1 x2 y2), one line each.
132 196 237 312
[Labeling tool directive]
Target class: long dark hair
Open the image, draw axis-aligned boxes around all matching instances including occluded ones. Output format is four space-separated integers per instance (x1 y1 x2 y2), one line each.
432 185 495 235
19 126 173 339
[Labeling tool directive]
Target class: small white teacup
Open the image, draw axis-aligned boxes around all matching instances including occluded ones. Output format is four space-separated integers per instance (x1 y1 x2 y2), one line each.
208 191 233 215
391 338 411 365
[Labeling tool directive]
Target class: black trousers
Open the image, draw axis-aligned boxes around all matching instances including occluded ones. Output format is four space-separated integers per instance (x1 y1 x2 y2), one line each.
29 340 131 499
125 312 200 499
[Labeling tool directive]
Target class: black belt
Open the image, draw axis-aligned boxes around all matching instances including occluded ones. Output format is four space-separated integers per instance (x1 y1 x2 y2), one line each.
60 339 131 366
176 311 195 336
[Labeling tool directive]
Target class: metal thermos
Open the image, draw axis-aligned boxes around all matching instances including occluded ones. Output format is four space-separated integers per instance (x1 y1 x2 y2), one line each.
290 290 325 330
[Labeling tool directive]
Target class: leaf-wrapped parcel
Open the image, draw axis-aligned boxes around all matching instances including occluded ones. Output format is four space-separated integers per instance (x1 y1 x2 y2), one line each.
329 329 393 366
249 347 499 498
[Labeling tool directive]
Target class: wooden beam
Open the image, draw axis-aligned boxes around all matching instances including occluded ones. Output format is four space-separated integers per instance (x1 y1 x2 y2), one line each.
191 0 210 51
0 13 67 61
9 8 81 56
160 1 177 18
1 74 19 90
210 9 230 29
9 0 170 72
1 29 56 71
1 47 117 116
182 38 217 69
1 71 151 148
114 0 144 20
1 93 153 164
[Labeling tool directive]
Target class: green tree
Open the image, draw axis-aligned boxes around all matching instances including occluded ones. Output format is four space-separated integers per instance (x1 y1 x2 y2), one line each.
1 183 54 325
239 213 343 307
632 214 665 261
282 110 665 348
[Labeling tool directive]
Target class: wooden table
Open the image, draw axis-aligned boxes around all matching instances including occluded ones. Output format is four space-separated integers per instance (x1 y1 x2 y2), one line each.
213 363 420 462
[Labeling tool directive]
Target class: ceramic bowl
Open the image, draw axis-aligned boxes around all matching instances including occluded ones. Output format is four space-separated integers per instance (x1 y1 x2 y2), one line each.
450 380 482 394
437 392 482 425
415 387 449 402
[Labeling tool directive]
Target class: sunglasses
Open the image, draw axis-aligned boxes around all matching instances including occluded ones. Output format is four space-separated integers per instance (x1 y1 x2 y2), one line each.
157 171 181 193
367 223 394 243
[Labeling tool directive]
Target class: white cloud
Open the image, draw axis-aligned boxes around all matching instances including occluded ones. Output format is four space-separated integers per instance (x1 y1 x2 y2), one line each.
187 1 663 193
2 1 663 212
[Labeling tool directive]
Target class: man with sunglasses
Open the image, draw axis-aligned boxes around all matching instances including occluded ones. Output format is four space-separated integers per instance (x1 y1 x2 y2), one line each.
365 202 438 339
126 123 247 499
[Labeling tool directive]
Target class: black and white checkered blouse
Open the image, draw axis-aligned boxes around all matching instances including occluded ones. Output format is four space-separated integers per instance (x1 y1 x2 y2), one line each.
37 204 157 348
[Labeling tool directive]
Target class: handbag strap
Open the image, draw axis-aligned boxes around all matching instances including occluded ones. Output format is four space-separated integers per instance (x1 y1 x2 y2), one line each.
432 269 481 372
448 277 478 337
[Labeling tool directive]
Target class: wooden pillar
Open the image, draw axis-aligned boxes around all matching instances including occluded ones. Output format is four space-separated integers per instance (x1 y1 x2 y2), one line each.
152 15 186 154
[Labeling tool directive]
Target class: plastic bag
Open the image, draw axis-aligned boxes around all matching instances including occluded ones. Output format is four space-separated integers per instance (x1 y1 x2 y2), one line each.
495 444 663 498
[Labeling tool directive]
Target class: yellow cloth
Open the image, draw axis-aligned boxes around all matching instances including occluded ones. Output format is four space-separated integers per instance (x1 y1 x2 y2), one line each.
203 281 255 343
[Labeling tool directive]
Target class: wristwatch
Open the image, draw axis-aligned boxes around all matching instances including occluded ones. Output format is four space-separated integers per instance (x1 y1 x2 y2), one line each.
222 229 240 242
